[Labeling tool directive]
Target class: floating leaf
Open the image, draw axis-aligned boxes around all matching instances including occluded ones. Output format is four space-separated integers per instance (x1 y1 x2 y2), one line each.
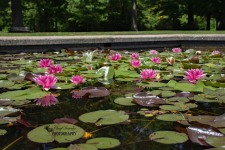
0 129 7 135
0 87 49 101
205 136 225 148
86 137 120 149
114 97 136 106
72 87 110 99
156 114 185 121
159 105 183 111
79 110 129 126
68 144 97 150
149 131 188 144
187 124 224 146
133 92 166 107
96 66 115 79
0 80 15 88
27 124 84 143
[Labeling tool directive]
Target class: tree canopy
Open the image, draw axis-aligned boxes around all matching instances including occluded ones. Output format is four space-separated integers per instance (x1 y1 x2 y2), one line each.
1 0 225 32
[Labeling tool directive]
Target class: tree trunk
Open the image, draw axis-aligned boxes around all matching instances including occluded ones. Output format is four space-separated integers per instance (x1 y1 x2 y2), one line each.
187 2 194 30
131 0 138 31
218 0 225 30
206 14 211 30
11 0 23 27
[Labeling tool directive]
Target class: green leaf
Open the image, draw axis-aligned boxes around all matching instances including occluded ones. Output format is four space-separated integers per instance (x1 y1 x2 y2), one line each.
114 97 136 106
27 124 84 143
0 129 7 135
0 87 49 101
0 80 15 88
86 137 120 149
206 137 225 148
79 110 129 126
68 144 98 150
156 114 185 121
149 131 188 144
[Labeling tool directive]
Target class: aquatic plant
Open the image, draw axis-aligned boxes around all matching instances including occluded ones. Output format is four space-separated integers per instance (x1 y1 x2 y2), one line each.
172 47 182 53
184 68 206 84
149 50 158 55
131 53 139 59
140 69 157 80
151 57 161 64
166 57 175 65
71 75 86 85
38 59 52 68
47 64 63 74
130 59 141 68
211 50 220 55
109 53 122 61
33 74 57 90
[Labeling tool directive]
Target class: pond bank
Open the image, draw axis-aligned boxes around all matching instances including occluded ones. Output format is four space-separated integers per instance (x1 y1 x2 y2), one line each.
0 34 225 53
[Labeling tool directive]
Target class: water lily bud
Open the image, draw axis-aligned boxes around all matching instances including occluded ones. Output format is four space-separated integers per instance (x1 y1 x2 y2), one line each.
166 57 175 65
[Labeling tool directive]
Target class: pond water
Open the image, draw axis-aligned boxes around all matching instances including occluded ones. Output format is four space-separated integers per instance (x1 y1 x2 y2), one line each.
0 48 225 150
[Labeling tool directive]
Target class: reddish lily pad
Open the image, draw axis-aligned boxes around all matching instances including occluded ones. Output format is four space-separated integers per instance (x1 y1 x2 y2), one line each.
72 87 110 99
187 124 224 146
133 92 166 107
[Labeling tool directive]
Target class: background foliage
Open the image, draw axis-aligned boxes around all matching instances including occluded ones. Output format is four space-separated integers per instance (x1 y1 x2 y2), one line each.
1 0 225 32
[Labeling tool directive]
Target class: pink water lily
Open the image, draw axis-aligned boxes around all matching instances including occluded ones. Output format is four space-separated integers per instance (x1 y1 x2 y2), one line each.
184 69 206 84
211 50 220 55
172 48 182 53
38 59 53 68
131 53 139 59
140 69 157 80
71 75 86 85
47 64 63 74
166 57 175 65
149 50 158 55
109 53 122 61
130 59 141 68
35 94 58 107
151 57 161 64
33 74 57 91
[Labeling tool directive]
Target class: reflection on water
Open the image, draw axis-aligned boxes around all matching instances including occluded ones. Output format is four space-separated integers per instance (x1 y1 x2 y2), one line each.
0 81 224 150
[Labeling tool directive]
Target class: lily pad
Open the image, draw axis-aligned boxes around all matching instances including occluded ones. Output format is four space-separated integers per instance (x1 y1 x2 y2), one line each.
72 87 110 99
133 92 166 107
205 136 225 148
79 110 129 126
156 114 185 121
86 137 120 149
27 123 85 143
149 131 188 144
114 97 136 106
0 129 7 135
0 87 50 101
68 144 98 150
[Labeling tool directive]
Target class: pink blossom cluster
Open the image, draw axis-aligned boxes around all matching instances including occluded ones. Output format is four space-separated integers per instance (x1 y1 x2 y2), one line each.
109 53 122 61
151 57 161 64
172 48 182 53
35 94 58 107
140 69 157 80
184 68 206 84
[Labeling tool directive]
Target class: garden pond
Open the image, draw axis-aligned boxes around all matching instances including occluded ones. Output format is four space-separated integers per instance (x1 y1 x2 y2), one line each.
0 48 225 150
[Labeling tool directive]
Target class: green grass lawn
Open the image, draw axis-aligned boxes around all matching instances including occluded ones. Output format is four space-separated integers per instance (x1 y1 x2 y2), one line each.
1 30 225 36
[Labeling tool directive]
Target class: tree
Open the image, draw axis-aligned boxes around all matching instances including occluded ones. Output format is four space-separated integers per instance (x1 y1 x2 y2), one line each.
218 0 225 29
131 0 138 31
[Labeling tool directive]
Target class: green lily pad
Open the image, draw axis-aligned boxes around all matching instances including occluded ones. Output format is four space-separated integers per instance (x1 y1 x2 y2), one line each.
156 114 185 121
27 124 84 143
161 91 176 97
86 137 120 149
0 87 49 101
167 97 190 103
149 131 188 144
114 97 136 106
206 136 225 148
68 144 98 150
0 106 21 117
79 110 129 126
55 83 75 89
0 129 7 135
159 105 183 111
137 82 167 88
0 80 15 88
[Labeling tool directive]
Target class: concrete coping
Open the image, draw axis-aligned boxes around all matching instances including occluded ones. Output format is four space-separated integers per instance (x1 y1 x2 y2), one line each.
1 34 225 46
